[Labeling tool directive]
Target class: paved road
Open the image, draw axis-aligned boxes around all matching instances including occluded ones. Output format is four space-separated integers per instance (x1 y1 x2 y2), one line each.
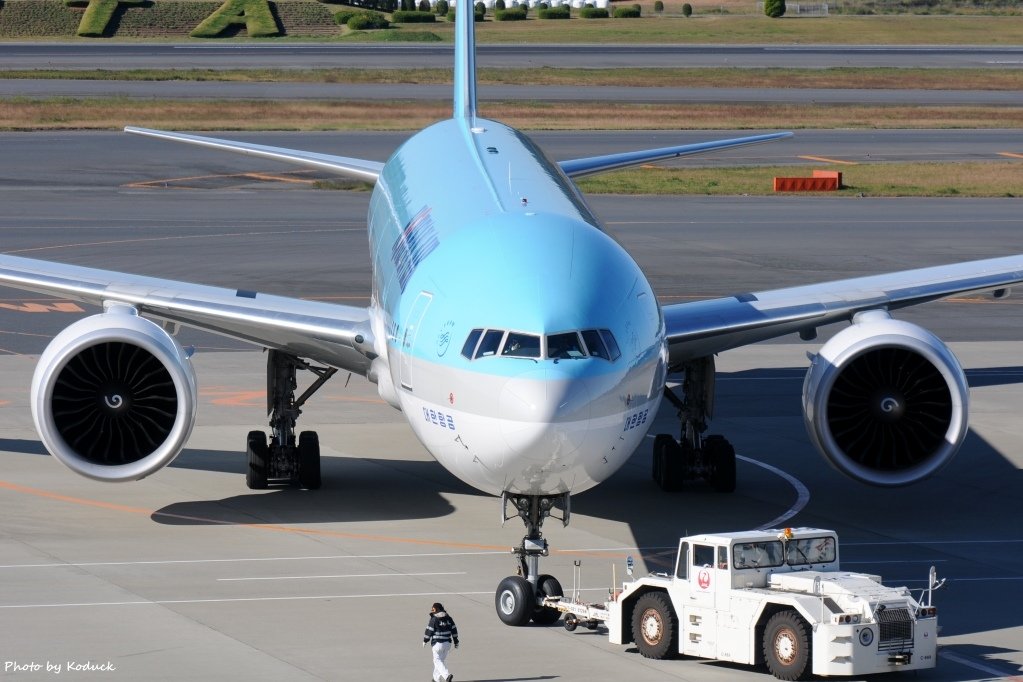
4 78 1022 105
3 41 1023 69
0 131 1022 681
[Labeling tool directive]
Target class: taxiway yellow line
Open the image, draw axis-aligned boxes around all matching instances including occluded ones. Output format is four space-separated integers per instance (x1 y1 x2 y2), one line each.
797 155 858 165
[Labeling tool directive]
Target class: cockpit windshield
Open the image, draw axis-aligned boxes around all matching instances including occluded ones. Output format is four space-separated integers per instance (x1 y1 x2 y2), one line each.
460 327 621 362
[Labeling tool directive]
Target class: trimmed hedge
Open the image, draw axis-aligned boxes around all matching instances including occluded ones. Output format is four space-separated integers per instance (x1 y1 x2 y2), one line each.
445 9 484 20
392 8 434 20
494 6 525 19
764 0 785 16
190 0 280 36
579 6 607 17
681 2 691 15
612 4 639 17
537 5 568 18
64 0 146 37
346 9 388 26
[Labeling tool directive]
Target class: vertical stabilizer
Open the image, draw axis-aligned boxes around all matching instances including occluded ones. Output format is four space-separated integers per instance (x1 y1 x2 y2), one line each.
453 0 478 123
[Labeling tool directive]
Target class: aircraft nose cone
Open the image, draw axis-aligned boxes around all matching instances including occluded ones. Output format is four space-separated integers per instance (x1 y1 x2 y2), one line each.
498 367 592 459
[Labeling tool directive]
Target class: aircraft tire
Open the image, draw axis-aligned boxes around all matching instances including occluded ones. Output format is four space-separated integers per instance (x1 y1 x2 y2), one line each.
706 435 737 493
298 430 321 490
495 576 533 626
246 430 269 490
531 574 563 625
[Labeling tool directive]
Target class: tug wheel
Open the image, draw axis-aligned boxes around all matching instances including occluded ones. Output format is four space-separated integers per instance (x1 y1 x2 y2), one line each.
763 610 811 681
631 592 678 660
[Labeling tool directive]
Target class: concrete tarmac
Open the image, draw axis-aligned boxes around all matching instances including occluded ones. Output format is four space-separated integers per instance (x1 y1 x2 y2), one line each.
3 42 1023 70
1 132 1022 681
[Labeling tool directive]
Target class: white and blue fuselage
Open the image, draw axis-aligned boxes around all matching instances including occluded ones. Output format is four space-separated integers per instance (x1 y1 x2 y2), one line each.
367 118 665 497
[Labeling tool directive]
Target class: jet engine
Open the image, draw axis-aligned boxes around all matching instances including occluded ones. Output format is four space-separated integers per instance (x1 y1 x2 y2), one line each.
31 305 198 482
802 311 969 486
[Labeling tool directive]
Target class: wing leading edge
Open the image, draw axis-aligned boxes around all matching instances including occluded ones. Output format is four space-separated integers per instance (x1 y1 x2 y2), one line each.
559 132 792 179
0 254 375 375
664 254 1023 365
125 127 383 183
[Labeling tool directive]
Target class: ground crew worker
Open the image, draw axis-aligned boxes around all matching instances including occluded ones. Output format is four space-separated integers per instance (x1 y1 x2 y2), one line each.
422 602 459 682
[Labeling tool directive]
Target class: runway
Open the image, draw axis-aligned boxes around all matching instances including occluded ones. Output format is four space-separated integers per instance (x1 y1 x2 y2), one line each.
2 42 1023 70
1 131 1022 680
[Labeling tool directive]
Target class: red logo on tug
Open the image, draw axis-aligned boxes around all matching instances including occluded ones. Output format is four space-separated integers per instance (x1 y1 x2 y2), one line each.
698 569 711 590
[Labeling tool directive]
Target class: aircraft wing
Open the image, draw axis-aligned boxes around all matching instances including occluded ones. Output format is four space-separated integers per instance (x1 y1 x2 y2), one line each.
125 127 383 182
558 132 792 179
0 254 374 375
664 254 1023 365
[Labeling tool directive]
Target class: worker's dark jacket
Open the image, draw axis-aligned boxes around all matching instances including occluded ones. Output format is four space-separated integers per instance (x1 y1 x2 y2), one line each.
423 611 459 645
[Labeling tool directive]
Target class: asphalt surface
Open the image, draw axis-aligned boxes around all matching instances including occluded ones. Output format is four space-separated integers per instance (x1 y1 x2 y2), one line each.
2 42 1023 69
4 79 1023 106
1 132 1022 681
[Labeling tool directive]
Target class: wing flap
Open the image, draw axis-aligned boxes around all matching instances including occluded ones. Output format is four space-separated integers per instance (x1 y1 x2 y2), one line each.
0 255 374 375
559 132 792 179
664 254 1023 364
125 127 383 183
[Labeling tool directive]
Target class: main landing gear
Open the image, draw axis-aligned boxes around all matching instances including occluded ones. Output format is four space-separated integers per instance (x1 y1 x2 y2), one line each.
246 350 336 490
651 356 737 493
495 492 569 627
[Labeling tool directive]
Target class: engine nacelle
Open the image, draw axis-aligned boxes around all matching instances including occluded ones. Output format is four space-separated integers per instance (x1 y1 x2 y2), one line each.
31 306 198 482
802 311 968 486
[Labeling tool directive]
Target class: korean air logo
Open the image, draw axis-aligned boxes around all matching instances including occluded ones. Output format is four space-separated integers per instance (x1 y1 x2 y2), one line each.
437 320 455 357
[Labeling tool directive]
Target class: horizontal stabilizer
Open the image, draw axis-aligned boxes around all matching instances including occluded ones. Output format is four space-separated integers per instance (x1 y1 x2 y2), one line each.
125 127 383 183
559 132 792 179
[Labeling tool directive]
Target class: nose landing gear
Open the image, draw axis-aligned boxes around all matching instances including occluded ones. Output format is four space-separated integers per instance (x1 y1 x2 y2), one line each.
495 492 569 626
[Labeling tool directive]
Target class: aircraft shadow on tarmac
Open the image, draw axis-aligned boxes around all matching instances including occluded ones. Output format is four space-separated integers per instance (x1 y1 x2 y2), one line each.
152 450 487 526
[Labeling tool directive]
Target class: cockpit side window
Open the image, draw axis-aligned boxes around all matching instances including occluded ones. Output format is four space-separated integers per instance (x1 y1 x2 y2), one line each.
475 329 505 358
600 329 621 361
581 329 609 360
547 331 586 360
461 328 483 360
502 332 541 359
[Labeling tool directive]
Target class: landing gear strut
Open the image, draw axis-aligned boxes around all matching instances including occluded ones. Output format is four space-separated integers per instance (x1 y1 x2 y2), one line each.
246 349 336 490
495 492 568 626
652 356 736 493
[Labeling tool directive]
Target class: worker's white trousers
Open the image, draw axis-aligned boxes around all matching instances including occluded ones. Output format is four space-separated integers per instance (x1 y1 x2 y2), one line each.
431 641 452 681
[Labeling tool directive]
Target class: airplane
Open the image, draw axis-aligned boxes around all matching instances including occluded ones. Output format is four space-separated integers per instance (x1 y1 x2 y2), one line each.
3 6 1023 630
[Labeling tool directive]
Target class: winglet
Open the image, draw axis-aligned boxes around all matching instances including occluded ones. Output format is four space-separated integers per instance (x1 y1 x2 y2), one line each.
453 0 478 124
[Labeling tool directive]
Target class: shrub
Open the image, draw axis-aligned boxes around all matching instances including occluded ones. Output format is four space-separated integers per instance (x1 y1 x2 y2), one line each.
579 6 608 17
334 8 360 24
494 6 525 18
537 5 568 17
446 8 484 20
681 1 691 15
653 0 662 10
190 0 280 37
435 0 448 13
538 1 548 7
418 0 430 9
612 5 640 17
392 9 436 20
347 10 390 27
495 0 505 8
474 0 485 13
764 0 785 16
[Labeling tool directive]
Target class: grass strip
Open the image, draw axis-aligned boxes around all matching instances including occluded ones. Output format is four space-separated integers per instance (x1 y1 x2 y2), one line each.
1 98 1021 131
2 67 1021 92
576 162 1023 197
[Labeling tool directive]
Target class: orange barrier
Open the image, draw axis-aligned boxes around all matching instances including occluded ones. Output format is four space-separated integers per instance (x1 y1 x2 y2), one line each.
773 176 839 192
813 169 843 188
